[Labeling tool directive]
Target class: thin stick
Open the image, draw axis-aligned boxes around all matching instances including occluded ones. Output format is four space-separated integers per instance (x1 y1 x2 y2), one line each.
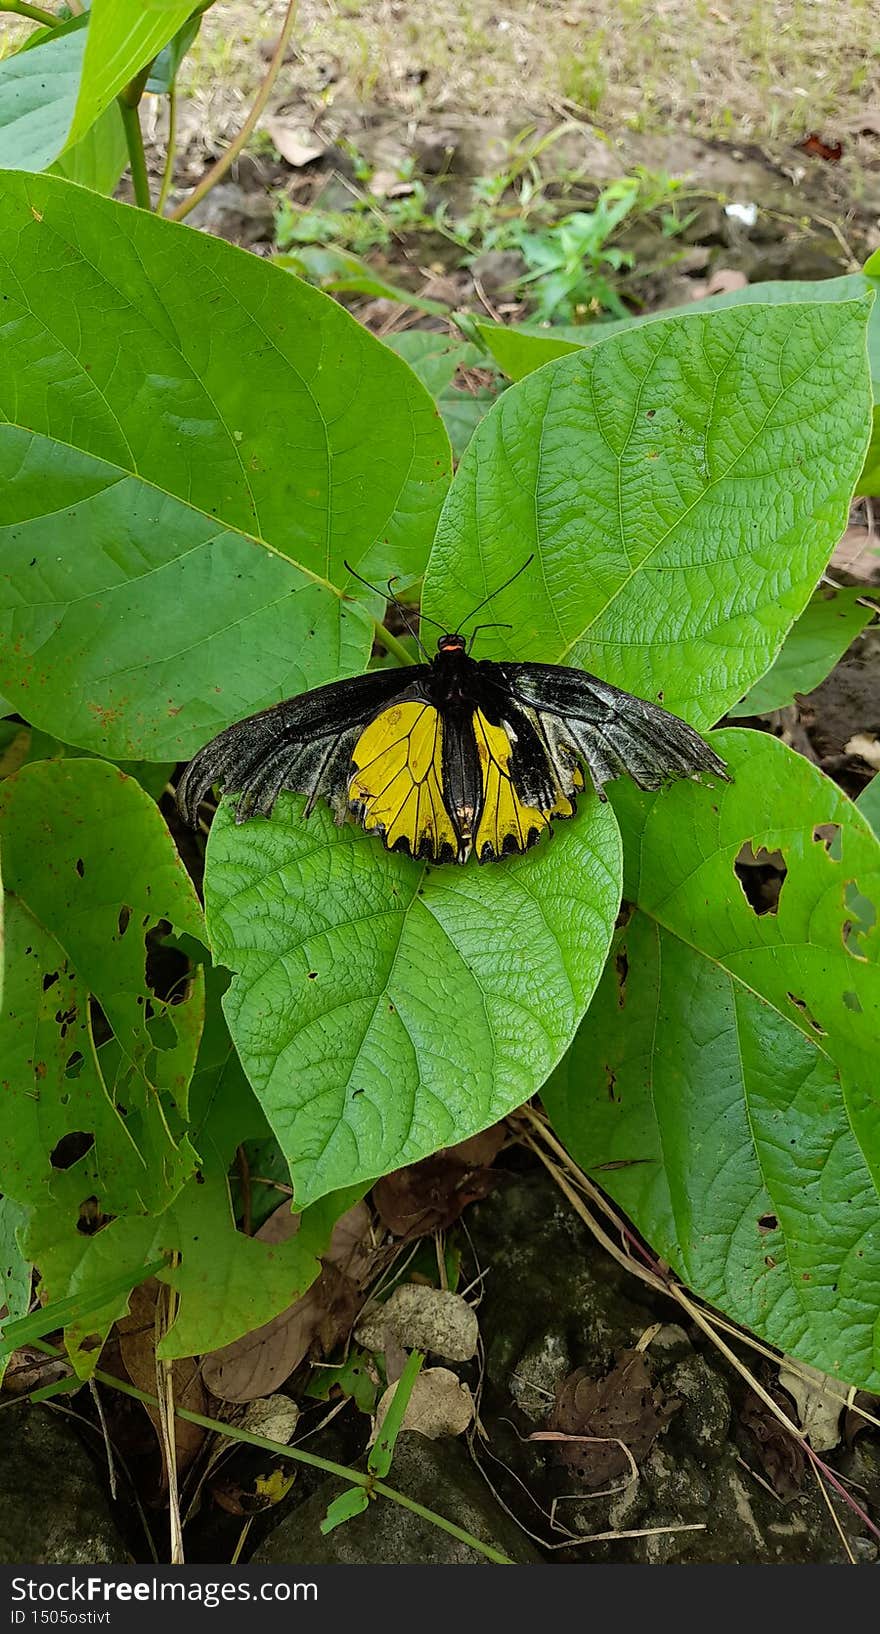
811 1460 856 1564
168 0 297 224
156 81 178 216
0 0 58 22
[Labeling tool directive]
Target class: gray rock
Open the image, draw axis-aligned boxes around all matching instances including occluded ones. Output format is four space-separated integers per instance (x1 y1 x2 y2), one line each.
669 1354 731 1454
510 1330 571 1421
252 1432 542 1565
0 1406 129 1565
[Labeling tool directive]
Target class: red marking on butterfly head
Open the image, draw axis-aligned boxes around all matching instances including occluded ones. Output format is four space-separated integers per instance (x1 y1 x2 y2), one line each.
437 633 466 653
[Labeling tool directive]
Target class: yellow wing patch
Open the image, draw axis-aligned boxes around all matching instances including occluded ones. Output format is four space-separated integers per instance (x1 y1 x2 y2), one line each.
473 710 576 862
349 702 459 862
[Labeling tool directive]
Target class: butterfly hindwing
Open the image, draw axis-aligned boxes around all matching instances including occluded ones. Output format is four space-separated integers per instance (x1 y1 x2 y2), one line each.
348 698 463 863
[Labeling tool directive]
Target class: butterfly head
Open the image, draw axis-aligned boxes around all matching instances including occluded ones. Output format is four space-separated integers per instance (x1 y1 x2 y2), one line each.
437 633 466 654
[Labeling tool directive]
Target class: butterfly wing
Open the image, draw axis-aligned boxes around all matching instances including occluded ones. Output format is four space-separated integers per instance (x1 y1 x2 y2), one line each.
176 666 432 827
348 697 469 863
479 660 729 805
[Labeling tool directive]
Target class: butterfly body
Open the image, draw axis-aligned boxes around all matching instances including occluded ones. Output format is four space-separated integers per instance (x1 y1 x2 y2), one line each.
178 624 728 865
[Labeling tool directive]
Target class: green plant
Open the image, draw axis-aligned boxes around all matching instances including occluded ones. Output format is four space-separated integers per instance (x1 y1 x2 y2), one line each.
0 6 879 1459
0 161 878 1406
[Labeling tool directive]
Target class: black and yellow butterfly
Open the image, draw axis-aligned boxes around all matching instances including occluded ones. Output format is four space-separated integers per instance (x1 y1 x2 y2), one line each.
177 561 728 864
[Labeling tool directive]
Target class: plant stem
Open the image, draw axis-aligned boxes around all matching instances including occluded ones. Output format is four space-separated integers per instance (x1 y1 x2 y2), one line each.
27 1340 512 1565
119 98 151 211
156 81 178 216
0 0 58 23
371 622 417 666
168 0 297 223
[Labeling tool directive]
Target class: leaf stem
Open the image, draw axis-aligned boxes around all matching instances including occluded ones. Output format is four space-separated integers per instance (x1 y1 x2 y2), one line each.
0 0 58 22
119 94 152 211
27 1340 512 1564
371 622 418 667
168 0 297 224
156 81 178 216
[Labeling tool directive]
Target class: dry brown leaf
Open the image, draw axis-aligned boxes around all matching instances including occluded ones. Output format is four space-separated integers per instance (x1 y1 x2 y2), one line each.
690 268 748 301
355 1284 478 1362
545 1350 679 1488
372 1125 505 1240
830 526 879 582
201 1201 374 1403
740 1385 806 1497
117 1282 207 1486
373 1368 474 1442
778 1360 842 1452
264 119 326 167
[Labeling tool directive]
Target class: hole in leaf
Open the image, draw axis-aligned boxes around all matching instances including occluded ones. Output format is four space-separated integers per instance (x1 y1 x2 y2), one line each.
734 841 787 916
786 992 827 1034
757 1213 778 1233
842 882 876 961
812 822 842 858
843 990 863 1013
76 1197 109 1236
145 923 190 1004
117 904 132 938
615 949 628 1007
89 997 112 1047
65 1050 84 1078
41 970 59 992
606 1067 619 1102
50 1131 95 1170
75 857 84 878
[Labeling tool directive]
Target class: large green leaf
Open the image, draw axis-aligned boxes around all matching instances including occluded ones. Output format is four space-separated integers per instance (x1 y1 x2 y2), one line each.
51 99 128 196
0 173 451 760
610 728 880 1086
0 758 205 1221
728 586 876 717
544 911 880 1390
383 331 502 461
424 300 872 732
204 795 622 1208
68 0 196 148
23 968 363 1365
477 273 880 391
0 17 87 173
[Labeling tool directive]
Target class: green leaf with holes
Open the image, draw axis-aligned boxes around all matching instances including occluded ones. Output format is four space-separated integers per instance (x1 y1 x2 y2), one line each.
728 586 876 717
23 967 363 1368
0 758 205 1224
0 173 451 761
544 727 880 1386
610 728 879 1084
204 795 621 1208
543 909 880 1390
424 299 872 733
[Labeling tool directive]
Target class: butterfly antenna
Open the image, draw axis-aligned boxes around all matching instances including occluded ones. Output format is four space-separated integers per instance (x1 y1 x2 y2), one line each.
342 559 430 660
458 554 535 631
466 620 512 654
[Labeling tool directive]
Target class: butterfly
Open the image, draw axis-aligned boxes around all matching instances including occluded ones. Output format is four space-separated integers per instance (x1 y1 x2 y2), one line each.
177 558 728 864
